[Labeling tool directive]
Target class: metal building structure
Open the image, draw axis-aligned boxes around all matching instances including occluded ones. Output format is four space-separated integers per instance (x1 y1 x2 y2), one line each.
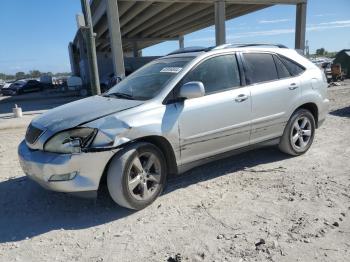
69 0 307 86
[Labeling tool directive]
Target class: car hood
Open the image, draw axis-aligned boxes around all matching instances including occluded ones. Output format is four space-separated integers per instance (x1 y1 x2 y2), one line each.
31 95 144 133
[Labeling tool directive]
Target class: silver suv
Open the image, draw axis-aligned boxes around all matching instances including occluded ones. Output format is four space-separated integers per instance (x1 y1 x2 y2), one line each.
18 44 329 210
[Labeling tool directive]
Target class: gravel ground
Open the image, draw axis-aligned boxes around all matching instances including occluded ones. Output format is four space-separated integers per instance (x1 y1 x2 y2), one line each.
0 81 349 262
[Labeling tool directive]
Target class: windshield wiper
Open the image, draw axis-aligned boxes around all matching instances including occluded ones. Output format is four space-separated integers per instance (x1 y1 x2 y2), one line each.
104 92 135 100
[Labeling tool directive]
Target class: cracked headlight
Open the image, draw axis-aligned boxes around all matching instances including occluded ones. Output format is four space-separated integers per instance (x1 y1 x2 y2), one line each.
44 128 97 154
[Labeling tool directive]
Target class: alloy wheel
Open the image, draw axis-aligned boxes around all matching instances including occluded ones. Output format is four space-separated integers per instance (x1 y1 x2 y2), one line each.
290 116 312 151
127 152 162 201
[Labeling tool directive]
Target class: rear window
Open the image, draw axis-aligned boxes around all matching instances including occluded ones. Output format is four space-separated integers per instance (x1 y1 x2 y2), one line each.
243 53 279 85
279 55 305 76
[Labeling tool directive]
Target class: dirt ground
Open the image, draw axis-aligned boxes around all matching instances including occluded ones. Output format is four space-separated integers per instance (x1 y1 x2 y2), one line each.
0 81 349 262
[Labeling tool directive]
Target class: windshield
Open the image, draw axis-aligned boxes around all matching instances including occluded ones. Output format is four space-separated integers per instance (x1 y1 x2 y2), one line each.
106 57 194 101
12 81 26 87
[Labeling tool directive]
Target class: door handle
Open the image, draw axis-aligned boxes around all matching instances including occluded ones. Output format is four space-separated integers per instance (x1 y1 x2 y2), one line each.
235 94 249 102
289 83 299 90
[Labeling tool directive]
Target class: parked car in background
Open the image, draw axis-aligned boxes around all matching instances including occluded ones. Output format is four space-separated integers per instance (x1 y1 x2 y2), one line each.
0 81 5 94
18 44 329 210
40 75 53 84
2 79 43 96
321 62 333 82
100 73 123 93
40 75 54 88
100 70 133 93
66 76 86 96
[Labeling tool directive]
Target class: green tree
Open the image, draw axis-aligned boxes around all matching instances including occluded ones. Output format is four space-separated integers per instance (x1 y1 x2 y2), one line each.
316 48 326 56
15 72 26 80
7 75 15 80
29 70 41 78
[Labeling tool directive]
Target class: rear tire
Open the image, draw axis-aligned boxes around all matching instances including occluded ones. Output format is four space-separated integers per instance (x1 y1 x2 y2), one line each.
107 142 167 210
279 109 316 156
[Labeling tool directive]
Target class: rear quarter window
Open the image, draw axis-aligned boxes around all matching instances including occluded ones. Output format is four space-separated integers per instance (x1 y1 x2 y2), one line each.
278 55 305 76
273 55 291 79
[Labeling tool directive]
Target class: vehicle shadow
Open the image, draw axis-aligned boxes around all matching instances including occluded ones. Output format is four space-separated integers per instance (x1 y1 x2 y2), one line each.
330 106 350 118
0 146 289 243
0 178 134 243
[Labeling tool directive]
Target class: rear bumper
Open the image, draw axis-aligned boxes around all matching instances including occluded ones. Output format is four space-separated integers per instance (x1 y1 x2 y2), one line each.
18 140 116 193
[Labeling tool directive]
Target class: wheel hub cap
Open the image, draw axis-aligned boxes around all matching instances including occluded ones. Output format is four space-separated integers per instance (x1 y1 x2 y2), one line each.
127 152 161 201
291 116 312 150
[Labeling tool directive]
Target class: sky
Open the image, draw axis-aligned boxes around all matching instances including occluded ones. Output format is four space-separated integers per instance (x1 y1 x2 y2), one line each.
0 0 349 74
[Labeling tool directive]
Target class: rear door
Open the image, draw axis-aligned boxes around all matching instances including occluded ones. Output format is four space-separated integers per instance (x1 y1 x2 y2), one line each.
27 80 40 91
241 52 301 144
177 54 252 165
23 81 34 92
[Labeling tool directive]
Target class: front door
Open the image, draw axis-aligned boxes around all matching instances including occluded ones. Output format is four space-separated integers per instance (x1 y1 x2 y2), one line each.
177 54 252 165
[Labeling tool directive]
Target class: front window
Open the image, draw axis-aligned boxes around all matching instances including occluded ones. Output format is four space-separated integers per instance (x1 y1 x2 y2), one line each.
182 54 241 95
106 57 194 101
15 80 26 85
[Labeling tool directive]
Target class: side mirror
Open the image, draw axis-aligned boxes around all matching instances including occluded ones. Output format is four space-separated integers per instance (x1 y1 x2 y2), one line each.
179 81 205 100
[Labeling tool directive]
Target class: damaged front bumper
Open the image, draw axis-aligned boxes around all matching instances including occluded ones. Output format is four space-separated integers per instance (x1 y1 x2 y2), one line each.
18 140 117 194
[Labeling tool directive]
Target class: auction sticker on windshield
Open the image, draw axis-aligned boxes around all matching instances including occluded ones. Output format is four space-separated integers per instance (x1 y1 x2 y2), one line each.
160 67 183 73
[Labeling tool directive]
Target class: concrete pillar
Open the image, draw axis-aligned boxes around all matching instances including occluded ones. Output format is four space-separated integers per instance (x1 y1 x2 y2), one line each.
77 31 90 84
81 0 101 95
106 0 125 78
68 42 78 76
133 41 139 58
179 35 185 49
215 0 226 46
295 3 307 52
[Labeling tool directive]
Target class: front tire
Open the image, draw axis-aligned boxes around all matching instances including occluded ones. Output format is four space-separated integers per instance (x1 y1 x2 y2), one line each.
107 142 167 210
279 109 316 156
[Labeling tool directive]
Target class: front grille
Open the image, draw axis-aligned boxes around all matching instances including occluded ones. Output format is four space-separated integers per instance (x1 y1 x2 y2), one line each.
25 124 44 144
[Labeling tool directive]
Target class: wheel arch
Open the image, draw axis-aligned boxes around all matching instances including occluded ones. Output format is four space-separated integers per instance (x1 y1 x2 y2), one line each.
294 102 319 127
98 135 178 189
133 135 178 176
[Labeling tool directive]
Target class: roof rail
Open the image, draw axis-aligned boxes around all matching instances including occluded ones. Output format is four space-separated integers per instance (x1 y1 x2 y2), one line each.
213 43 288 50
167 43 288 56
167 46 210 55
